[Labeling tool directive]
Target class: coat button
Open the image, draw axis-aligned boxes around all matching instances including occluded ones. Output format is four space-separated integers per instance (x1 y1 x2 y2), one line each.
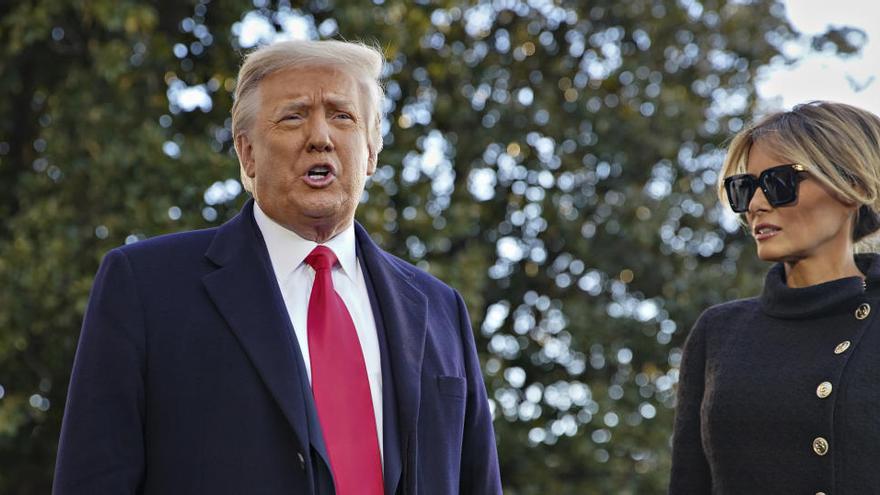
816 492 827 495
855 302 871 320
816 381 833 399
834 340 851 354
812 437 829 456
298 452 305 469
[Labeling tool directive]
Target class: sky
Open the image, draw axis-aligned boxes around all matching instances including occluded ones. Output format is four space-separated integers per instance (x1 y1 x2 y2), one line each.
759 0 880 115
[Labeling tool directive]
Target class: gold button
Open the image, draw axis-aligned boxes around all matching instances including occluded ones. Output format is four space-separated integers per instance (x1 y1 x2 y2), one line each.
855 302 871 320
812 436 829 456
834 340 851 354
816 381 833 398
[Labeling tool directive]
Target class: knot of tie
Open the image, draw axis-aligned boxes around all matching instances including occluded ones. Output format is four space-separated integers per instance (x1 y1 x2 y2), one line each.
305 245 338 272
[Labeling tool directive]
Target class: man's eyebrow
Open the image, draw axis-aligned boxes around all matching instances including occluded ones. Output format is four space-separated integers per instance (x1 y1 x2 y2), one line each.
272 96 357 115
324 96 357 110
274 99 310 114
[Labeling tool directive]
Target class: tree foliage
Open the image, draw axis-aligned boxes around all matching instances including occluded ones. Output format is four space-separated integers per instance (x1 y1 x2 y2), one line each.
0 0 852 493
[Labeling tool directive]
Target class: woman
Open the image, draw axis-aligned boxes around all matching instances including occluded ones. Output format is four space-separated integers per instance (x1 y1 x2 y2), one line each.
669 101 880 494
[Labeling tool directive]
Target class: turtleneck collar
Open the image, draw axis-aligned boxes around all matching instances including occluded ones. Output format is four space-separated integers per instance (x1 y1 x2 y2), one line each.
760 253 880 319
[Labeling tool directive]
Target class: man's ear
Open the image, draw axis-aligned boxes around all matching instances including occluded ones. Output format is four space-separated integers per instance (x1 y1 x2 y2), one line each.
366 113 382 176
366 143 377 176
235 132 257 178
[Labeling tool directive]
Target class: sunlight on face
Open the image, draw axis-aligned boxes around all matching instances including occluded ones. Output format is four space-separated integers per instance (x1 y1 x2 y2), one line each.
239 66 374 242
745 140 857 264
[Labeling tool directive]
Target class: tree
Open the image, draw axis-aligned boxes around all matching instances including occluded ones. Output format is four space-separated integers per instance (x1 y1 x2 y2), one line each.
0 0 859 493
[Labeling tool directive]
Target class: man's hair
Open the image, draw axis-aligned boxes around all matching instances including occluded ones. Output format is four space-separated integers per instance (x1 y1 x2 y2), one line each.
718 100 880 246
231 39 385 192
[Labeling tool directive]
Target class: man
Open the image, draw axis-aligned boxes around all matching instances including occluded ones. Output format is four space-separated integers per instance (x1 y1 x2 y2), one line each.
53 40 502 495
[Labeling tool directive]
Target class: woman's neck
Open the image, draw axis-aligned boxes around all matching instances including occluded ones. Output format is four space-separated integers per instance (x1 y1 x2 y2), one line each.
784 251 863 288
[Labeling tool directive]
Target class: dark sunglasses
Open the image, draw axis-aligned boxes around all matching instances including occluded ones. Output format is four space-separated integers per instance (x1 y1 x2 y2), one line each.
723 163 807 213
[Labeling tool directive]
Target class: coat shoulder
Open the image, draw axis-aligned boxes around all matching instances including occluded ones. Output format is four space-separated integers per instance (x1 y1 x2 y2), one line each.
374 248 458 301
687 297 761 348
107 228 220 278
698 297 761 325
116 228 218 257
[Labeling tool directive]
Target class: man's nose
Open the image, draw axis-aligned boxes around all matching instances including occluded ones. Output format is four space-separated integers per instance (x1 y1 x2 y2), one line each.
306 115 334 153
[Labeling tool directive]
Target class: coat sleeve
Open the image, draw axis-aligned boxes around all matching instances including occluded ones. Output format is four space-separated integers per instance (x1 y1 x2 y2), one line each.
668 313 712 494
53 248 146 494
453 290 503 494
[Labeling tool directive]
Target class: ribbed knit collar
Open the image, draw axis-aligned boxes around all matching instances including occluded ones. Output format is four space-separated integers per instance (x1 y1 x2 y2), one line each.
760 253 880 319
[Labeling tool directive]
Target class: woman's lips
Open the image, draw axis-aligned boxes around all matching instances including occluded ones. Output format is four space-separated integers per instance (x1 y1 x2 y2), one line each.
753 224 782 242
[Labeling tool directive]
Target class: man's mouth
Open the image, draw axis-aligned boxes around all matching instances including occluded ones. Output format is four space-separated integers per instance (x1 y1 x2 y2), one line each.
302 163 336 187
307 164 333 179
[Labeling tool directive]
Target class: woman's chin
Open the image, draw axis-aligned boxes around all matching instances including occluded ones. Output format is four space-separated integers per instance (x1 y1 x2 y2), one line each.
756 246 788 263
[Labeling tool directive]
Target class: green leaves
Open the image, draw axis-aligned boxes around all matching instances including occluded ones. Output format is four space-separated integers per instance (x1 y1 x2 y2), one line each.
0 0 841 493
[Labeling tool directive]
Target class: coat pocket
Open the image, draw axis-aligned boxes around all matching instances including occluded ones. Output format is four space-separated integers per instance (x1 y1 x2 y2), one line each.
435 375 466 399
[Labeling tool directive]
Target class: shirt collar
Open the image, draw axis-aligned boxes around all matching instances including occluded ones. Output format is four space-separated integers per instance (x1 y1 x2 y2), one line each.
253 201 358 283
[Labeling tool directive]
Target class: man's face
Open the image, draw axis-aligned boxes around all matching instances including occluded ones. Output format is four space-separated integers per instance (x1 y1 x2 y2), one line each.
238 65 375 242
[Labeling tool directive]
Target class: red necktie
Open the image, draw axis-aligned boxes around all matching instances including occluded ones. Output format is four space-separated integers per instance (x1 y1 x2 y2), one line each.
305 246 383 495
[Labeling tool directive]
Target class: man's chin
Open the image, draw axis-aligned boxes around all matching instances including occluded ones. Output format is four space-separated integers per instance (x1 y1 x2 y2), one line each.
298 208 355 238
298 204 346 223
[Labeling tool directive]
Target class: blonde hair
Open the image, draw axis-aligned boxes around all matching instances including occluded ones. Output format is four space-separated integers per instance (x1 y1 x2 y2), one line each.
718 101 880 247
231 40 385 192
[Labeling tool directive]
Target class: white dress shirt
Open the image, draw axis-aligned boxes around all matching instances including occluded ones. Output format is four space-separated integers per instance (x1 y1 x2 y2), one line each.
253 203 384 462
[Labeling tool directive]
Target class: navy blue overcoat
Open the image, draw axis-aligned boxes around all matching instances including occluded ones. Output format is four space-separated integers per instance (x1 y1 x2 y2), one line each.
54 199 501 495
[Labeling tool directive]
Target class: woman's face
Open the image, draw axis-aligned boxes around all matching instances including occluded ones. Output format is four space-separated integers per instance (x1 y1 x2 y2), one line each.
745 140 857 263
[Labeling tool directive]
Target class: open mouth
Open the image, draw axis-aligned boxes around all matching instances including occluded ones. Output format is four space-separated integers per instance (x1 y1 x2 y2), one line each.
307 164 333 179
302 163 336 187
755 226 780 235
753 224 781 241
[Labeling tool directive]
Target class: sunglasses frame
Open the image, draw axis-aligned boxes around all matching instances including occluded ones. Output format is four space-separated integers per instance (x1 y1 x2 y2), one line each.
723 163 807 213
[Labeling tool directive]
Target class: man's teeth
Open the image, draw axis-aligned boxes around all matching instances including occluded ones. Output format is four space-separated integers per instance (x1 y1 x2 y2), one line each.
308 166 330 177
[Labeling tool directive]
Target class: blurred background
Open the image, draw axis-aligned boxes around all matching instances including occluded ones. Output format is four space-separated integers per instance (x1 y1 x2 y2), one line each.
1 0 876 493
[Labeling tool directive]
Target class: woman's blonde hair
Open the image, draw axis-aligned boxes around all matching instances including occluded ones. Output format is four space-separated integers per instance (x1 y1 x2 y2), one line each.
231 39 385 192
718 101 880 246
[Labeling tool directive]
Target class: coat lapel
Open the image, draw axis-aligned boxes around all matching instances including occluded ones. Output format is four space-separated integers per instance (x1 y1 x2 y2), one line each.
355 223 428 493
201 200 320 485
359 244 402 495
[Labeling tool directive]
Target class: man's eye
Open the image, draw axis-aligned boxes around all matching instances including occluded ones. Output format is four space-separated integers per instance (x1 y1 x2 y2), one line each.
335 112 354 120
282 114 302 121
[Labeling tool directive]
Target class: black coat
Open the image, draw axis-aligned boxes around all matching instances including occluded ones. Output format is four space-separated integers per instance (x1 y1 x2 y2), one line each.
670 254 880 495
